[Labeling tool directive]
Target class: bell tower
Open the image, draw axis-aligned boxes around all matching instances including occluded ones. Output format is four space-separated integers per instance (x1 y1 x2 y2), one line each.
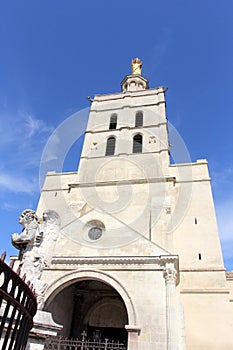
78 58 170 184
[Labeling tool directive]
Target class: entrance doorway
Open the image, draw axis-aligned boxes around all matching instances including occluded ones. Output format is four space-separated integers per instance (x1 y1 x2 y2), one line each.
46 279 128 345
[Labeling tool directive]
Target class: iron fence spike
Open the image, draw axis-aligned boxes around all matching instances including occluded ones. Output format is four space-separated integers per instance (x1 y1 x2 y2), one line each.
1 251 6 261
9 260 15 268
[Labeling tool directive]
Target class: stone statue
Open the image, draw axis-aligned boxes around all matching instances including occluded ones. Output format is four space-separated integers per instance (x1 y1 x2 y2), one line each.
131 57 142 75
12 209 42 277
12 209 39 250
40 209 61 268
12 208 61 309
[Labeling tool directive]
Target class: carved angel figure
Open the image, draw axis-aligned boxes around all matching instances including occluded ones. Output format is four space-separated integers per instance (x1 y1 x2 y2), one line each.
40 209 61 267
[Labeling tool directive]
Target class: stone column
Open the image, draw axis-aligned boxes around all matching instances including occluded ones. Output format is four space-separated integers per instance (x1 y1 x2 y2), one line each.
125 325 141 350
164 264 178 350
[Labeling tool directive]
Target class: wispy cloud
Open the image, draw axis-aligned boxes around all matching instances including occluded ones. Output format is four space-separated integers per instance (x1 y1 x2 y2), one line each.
0 111 53 194
0 172 38 193
1 202 21 211
23 114 53 139
40 131 60 162
0 112 53 146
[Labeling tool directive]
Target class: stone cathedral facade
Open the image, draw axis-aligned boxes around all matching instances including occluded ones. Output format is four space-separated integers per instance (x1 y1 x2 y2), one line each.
11 59 233 349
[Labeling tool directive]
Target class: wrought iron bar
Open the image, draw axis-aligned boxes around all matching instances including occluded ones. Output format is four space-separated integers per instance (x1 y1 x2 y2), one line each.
0 253 37 350
44 336 127 350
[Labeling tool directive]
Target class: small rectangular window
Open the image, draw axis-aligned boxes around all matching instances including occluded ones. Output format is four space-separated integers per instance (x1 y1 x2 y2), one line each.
133 134 142 153
106 137 116 156
109 114 117 129
135 111 143 127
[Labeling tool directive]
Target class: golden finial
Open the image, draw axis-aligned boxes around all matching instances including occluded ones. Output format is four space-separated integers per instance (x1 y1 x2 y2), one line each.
131 58 142 75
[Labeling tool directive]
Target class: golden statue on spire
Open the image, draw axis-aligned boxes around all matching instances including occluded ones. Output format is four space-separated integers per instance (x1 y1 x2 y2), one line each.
131 58 142 75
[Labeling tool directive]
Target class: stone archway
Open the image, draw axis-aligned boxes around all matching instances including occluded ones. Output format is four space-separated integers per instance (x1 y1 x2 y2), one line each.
44 272 134 345
44 269 137 326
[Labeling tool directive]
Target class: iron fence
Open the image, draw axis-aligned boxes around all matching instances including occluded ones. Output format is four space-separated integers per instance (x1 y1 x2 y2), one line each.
44 336 127 350
0 252 37 350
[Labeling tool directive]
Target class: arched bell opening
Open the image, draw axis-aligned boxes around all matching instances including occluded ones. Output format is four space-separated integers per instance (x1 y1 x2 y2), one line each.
45 279 129 345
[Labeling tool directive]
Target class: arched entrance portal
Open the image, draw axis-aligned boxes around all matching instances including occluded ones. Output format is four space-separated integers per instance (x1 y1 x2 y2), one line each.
46 279 128 345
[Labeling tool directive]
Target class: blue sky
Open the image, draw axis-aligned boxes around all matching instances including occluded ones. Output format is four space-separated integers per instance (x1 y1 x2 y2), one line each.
0 1 233 269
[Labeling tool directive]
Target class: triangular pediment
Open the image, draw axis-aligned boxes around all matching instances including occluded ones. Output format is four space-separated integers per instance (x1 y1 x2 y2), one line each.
58 207 171 257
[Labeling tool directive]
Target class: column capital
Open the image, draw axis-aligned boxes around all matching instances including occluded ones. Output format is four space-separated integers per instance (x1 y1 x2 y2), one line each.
164 267 177 284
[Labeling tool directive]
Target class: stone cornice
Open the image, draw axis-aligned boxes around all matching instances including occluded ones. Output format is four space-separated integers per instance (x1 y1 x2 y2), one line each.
79 148 169 161
85 122 167 134
226 271 233 280
93 86 166 102
169 159 208 168
90 100 166 113
180 268 226 272
180 288 230 294
51 255 178 267
68 176 176 189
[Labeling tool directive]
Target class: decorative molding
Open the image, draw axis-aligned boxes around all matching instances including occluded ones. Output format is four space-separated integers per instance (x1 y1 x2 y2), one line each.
226 271 233 280
180 288 230 294
42 187 70 192
180 268 226 272
51 255 178 267
89 98 166 113
85 121 167 134
92 86 166 103
80 148 170 162
164 267 177 284
68 176 176 190
41 173 176 192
